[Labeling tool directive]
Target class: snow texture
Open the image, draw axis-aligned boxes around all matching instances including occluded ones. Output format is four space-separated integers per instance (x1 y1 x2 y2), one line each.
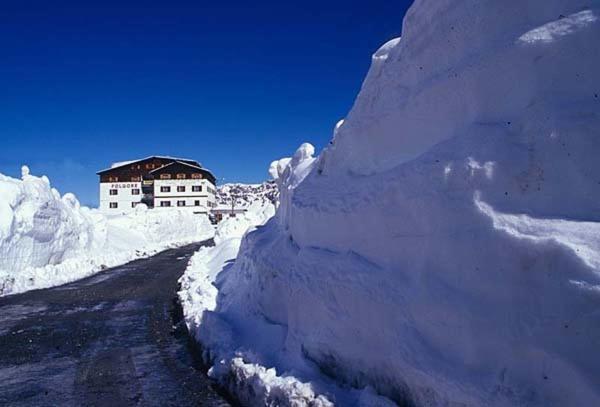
179 155 396 406
0 169 214 296
181 0 600 405
217 182 278 211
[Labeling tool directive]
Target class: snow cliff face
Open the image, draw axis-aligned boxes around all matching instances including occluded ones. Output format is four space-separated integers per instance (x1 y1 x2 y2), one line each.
203 1 600 405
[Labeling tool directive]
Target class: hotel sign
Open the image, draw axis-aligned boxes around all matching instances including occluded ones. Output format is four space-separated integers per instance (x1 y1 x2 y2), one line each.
109 183 141 189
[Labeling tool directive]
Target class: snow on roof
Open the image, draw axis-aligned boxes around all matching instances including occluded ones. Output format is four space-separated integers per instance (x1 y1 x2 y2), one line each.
110 160 137 169
152 155 198 164
149 161 217 182
97 155 201 174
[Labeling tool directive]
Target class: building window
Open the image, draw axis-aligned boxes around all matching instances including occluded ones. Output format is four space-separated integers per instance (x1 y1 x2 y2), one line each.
177 186 186 192
160 186 171 193
176 173 186 179
192 185 202 192
160 201 171 207
177 200 186 207
132 188 140 195
131 176 141 182
109 176 119 182
195 200 200 206
191 173 202 179
109 202 118 209
160 174 171 180
109 189 118 195
131 202 138 208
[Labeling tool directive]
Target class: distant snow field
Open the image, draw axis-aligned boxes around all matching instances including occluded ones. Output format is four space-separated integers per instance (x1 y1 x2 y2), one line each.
178 0 600 406
216 181 278 209
0 166 214 296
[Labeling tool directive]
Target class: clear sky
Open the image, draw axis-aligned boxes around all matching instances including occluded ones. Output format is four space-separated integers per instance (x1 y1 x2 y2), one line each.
1 0 413 206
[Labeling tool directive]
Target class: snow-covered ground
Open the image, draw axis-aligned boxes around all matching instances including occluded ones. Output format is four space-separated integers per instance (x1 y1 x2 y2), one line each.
216 182 278 210
178 0 600 406
178 197 285 403
0 167 214 296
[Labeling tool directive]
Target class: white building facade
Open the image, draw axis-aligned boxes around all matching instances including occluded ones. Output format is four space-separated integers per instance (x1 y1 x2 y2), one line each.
98 181 143 212
97 156 216 214
150 162 216 212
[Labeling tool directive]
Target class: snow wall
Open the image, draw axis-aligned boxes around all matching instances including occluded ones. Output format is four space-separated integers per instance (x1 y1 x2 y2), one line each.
206 1 600 405
0 167 98 278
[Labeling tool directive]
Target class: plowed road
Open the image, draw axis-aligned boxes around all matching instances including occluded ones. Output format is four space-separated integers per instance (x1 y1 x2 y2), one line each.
0 241 231 407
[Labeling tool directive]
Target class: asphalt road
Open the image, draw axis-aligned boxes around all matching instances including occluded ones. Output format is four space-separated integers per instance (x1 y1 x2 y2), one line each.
0 241 232 407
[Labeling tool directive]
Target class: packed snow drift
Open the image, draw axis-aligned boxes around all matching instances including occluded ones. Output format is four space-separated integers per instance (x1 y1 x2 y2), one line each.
180 0 600 405
0 167 213 296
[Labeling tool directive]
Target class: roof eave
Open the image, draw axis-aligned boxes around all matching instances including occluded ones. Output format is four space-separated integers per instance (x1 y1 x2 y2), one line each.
97 155 201 174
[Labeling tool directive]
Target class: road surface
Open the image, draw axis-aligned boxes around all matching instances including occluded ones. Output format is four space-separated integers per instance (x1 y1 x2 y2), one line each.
0 241 232 406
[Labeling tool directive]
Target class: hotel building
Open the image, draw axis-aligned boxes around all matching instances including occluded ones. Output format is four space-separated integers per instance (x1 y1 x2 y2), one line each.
97 156 216 214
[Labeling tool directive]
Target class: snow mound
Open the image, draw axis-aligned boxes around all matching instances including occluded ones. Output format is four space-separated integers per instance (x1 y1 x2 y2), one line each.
181 0 600 405
0 170 97 279
0 169 214 296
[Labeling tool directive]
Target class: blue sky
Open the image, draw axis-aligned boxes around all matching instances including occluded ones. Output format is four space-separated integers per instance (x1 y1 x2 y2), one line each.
0 0 413 206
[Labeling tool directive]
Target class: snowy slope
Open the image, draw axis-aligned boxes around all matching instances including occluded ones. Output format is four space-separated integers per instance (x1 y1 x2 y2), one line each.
216 182 278 210
180 1 600 405
0 168 214 296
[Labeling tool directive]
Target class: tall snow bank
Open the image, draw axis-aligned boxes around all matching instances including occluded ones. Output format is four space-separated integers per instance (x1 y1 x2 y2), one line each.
0 169 98 284
180 151 396 406
0 169 213 296
327 1 600 187
183 1 600 405
179 184 340 406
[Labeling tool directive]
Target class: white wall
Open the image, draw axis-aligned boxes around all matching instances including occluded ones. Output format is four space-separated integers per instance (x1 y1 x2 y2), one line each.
99 182 142 213
153 179 216 212
99 179 216 213
154 198 208 213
